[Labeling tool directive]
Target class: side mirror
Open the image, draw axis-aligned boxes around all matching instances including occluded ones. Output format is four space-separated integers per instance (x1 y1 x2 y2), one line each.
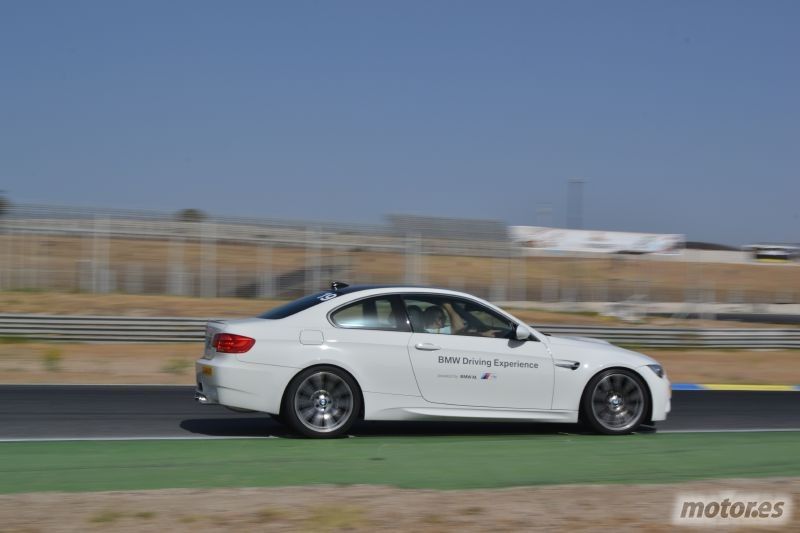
515 323 532 341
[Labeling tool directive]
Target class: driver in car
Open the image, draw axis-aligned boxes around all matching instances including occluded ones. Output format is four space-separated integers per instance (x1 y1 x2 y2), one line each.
423 303 466 335
423 305 450 334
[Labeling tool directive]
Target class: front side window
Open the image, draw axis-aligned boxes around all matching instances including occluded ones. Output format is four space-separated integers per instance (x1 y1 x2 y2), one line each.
330 296 409 331
402 295 515 338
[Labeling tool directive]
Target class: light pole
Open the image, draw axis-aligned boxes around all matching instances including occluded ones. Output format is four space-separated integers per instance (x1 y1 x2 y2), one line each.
535 203 553 227
567 178 585 229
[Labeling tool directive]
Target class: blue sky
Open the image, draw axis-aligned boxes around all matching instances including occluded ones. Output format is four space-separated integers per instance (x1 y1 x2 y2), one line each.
1 0 798 244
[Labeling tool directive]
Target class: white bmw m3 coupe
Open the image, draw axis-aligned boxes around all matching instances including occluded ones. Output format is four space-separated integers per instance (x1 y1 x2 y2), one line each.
196 283 670 437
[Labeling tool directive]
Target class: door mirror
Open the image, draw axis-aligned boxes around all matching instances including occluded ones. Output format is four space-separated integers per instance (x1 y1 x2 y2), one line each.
514 323 532 341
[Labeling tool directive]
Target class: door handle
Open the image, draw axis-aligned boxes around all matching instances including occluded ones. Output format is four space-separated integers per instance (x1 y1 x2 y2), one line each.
554 359 581 370
414 343 441 351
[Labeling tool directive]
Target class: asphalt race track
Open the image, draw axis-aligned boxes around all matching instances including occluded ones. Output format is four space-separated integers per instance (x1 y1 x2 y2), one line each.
1 385 799 440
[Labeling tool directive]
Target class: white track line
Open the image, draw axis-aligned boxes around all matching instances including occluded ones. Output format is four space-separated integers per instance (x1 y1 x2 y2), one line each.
657 428 800 434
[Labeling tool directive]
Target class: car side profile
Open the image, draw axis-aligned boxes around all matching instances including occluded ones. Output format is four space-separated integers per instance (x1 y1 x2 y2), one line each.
195 283 670 437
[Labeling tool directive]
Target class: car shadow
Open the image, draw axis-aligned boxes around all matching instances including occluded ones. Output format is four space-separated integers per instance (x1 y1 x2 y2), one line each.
353 420 592 436
180 417 286 437
179 417 658 438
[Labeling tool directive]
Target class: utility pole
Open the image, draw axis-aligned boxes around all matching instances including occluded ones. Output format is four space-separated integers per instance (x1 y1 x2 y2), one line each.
567 178 585 229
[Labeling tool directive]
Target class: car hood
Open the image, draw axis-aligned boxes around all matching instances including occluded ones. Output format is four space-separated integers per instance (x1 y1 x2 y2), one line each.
545 334 659 366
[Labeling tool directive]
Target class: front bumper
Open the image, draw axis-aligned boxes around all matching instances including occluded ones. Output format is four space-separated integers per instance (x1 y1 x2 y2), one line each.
639 365 671 422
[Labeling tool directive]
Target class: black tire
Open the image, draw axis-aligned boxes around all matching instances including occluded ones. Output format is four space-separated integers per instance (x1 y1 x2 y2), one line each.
282 365 361 438
581 368 650 435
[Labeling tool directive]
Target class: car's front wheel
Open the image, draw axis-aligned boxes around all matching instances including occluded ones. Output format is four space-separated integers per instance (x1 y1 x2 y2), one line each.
581 369 649 435
283 366 361 438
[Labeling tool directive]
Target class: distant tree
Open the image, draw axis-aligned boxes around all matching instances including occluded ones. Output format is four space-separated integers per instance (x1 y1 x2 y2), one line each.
175 208 207 223
0 194 9 218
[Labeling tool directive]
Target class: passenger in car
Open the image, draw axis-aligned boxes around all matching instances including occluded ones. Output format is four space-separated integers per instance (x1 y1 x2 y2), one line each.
406 305 425 331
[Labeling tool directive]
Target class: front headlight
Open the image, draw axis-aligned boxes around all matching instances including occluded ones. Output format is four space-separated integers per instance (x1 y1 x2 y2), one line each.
647 364 665 378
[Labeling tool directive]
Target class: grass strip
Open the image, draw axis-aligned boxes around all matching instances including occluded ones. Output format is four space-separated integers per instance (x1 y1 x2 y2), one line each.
1 432 798 493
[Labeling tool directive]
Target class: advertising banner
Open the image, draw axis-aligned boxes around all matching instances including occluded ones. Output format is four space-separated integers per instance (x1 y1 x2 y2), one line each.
510 226 684 254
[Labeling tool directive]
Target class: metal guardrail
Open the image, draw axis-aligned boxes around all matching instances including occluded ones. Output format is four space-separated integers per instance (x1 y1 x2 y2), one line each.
0 315 206 343
2 314 800 348
539 325 800 349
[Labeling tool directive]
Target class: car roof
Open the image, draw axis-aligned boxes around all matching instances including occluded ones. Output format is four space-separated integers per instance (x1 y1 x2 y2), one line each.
330 284 462 296
331 284 393 295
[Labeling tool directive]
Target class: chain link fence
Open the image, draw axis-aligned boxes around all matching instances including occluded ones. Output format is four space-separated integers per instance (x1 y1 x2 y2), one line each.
0 203 797 307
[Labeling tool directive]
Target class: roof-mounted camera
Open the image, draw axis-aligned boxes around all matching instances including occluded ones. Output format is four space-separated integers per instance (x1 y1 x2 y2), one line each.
331 281 349 291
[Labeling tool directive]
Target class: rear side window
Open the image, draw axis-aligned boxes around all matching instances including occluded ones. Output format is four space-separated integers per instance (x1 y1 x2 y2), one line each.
330 296 410 331
258 291 339 319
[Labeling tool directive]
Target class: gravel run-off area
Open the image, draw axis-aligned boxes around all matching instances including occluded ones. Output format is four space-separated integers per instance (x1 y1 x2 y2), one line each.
1 478 797 532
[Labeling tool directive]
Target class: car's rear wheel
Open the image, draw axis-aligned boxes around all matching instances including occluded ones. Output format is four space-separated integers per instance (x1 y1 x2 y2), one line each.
581 369 649 435
283 366 361 438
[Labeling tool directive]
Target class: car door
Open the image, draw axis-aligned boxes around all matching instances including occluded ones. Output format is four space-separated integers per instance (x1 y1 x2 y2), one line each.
325 294 419 397
403 294 554 409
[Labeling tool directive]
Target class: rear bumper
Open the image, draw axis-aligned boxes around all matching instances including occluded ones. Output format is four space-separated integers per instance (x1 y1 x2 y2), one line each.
195 355 296 415
194 390 215 404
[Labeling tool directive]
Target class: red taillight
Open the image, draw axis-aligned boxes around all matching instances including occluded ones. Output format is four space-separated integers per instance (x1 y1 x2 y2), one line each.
212 333 255 354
